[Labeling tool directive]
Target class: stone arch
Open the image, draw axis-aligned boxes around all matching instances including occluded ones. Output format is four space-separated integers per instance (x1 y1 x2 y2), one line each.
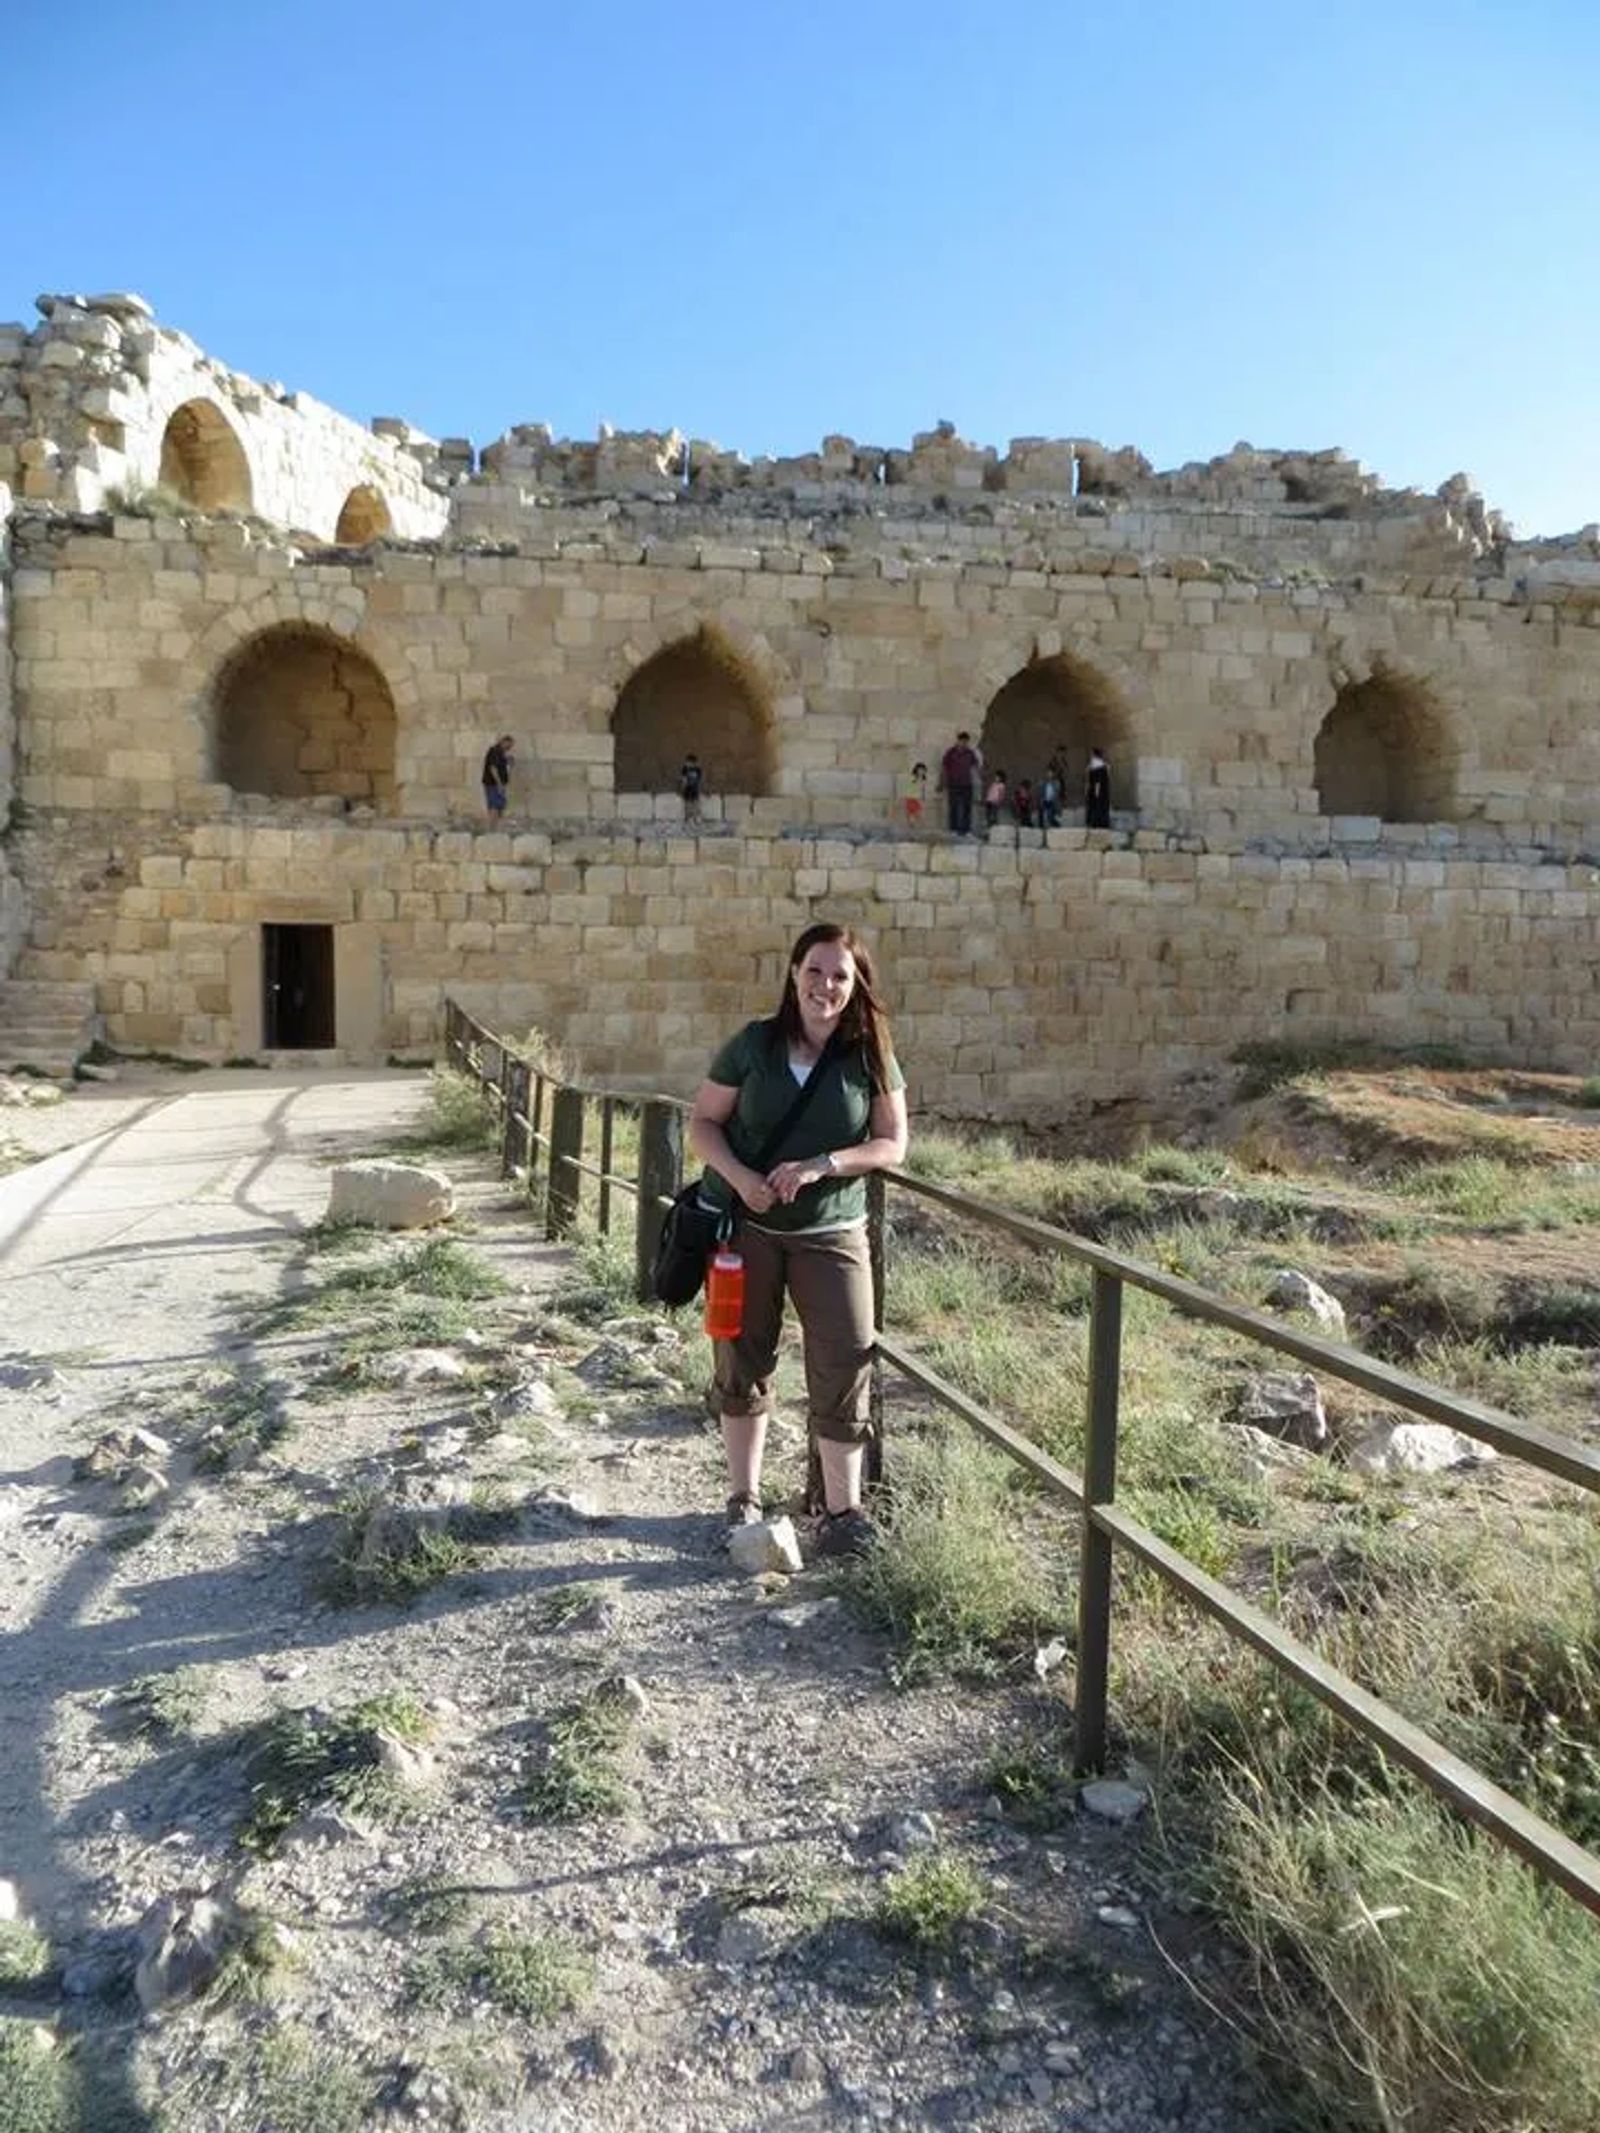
158 398 254 512
979 648 1137 812
612 623 777 795
210 623 397 809
334 485 392 544
1313 663 1458 822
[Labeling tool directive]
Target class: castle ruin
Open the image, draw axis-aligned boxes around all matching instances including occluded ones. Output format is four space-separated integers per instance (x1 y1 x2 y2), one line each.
2 289 1598 1117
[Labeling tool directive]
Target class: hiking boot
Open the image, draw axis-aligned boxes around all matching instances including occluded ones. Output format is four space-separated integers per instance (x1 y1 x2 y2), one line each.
814 1506 878 1559
724 1492 764 1533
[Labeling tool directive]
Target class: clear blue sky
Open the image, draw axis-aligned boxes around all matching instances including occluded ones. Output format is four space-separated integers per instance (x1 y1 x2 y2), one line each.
9 0 1598 535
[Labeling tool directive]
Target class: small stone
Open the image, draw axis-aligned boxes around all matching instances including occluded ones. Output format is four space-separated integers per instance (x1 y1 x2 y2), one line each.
1032 1637 1069 1679
767 1595 844 1632
592 1673 651 1720
366 1348 469 1387
1229 1370 1328 1450
133 1889 239 2011
1080 1779 1148 1824
727 1516 804 1577
117 1464 169 1511
716 1912 779 1965
885 1811 938 1852
787 2043 825 2084
0 1878 20 1923
1264 1268 1347 1338
1096 1903 1140 1931
493 1378 562 1422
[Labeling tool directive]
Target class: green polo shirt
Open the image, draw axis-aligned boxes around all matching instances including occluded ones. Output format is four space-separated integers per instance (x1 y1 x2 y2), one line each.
699 1017 904 1234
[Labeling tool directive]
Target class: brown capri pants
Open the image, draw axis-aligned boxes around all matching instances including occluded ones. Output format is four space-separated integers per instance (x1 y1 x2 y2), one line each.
713 1220 875 1445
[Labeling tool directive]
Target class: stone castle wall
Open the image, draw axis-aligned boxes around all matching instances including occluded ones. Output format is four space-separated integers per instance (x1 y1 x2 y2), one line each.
12 809 1600 1115
10 513 1600 841
3 291 1600 1107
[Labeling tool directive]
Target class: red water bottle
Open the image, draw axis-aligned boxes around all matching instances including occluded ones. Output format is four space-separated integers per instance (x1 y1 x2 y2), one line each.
704 1246 745 1340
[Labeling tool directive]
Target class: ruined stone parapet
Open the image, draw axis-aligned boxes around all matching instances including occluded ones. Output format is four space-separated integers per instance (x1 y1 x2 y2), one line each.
0 294 451 544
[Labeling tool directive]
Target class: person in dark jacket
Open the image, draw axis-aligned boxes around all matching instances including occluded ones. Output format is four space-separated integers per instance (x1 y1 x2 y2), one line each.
1085 745 1112 830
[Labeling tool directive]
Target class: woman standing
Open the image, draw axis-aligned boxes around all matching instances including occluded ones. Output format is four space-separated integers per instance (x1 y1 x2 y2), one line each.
687 923 909 1555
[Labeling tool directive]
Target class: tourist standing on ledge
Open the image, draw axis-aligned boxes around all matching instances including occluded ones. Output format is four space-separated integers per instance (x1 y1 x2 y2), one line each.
1085 745 1112 830
984 767 1007 829
481 734 514 823
679 752 705 825
939 730 980 835
687 922 909 1558
1039 763 1064 829
900 760 928 828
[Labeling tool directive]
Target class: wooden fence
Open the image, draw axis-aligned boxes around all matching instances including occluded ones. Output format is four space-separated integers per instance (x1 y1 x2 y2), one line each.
442 999 1600 1921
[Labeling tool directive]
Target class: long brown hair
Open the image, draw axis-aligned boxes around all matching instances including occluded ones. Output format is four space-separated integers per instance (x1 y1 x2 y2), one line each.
774 922 895 1090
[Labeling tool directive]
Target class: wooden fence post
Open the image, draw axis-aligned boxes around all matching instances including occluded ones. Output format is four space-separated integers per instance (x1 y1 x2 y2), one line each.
635 1101 682 1302
527 1072 546 1204
866 1171 888 1493
598 1099 615 1239
502 1059 530 1179
1074 1269 1123 1776
546 1086 584 1239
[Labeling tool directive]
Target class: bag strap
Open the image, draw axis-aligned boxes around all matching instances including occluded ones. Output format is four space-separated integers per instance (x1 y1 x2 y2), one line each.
749 1030 838 1170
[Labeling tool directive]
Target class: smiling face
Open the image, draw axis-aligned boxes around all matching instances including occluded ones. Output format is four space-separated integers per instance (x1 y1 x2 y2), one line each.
792 939 857 1040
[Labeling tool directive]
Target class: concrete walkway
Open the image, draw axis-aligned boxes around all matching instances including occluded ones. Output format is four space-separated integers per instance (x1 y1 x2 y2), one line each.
0 1069 433 1366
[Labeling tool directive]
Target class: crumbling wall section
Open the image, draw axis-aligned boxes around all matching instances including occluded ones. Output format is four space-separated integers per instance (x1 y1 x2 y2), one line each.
0 295 451 542
0 484 22 976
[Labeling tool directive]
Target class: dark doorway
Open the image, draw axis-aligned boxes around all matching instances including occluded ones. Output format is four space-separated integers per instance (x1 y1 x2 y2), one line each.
263 924 336 1049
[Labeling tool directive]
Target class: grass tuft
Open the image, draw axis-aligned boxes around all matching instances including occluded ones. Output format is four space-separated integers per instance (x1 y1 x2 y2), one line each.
0 2021 74 2133
115 1666 208 1741
521 1692 634 1821
874 1852 987 1952
853 1426 1068 1681
322 1490 476 1607
410 1928 593 2021
0 1921 53 1994
240 1692 434 1852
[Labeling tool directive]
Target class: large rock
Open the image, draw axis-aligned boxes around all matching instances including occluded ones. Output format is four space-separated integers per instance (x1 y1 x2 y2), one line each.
1229 1371 1328 1450
1263 1269 1347 1339
327 1161 454 1230
1343 1418 1498 1476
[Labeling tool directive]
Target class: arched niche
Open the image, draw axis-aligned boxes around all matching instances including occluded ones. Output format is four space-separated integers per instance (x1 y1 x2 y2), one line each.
211 623 396 809
334 485 392 544
1314 668 1457 822
980 650 1137 811
158 398 254 512
612 625 776 796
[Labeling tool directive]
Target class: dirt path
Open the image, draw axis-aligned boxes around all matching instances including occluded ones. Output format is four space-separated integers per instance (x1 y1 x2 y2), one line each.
0 1073 1268 2132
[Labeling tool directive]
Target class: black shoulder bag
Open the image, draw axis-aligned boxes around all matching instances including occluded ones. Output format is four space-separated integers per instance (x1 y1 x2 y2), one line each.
650 1034 837 1307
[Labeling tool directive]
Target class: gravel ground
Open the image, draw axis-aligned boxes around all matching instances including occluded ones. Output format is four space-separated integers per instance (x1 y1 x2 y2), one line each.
0 1071 1277 2132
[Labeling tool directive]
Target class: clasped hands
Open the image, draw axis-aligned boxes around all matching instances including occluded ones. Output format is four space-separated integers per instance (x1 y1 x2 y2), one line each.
741 1156 832 1212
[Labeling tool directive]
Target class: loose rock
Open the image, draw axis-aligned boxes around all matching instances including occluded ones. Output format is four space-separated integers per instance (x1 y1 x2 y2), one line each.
327 1161 454 1230
727 1516 804 1576
1263 1268 1347 1338
1343 1418 1498 1475
1229 1371 1328 1450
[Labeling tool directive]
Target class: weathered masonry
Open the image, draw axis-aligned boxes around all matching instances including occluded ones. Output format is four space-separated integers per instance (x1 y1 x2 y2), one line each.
2 290 1598 1116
